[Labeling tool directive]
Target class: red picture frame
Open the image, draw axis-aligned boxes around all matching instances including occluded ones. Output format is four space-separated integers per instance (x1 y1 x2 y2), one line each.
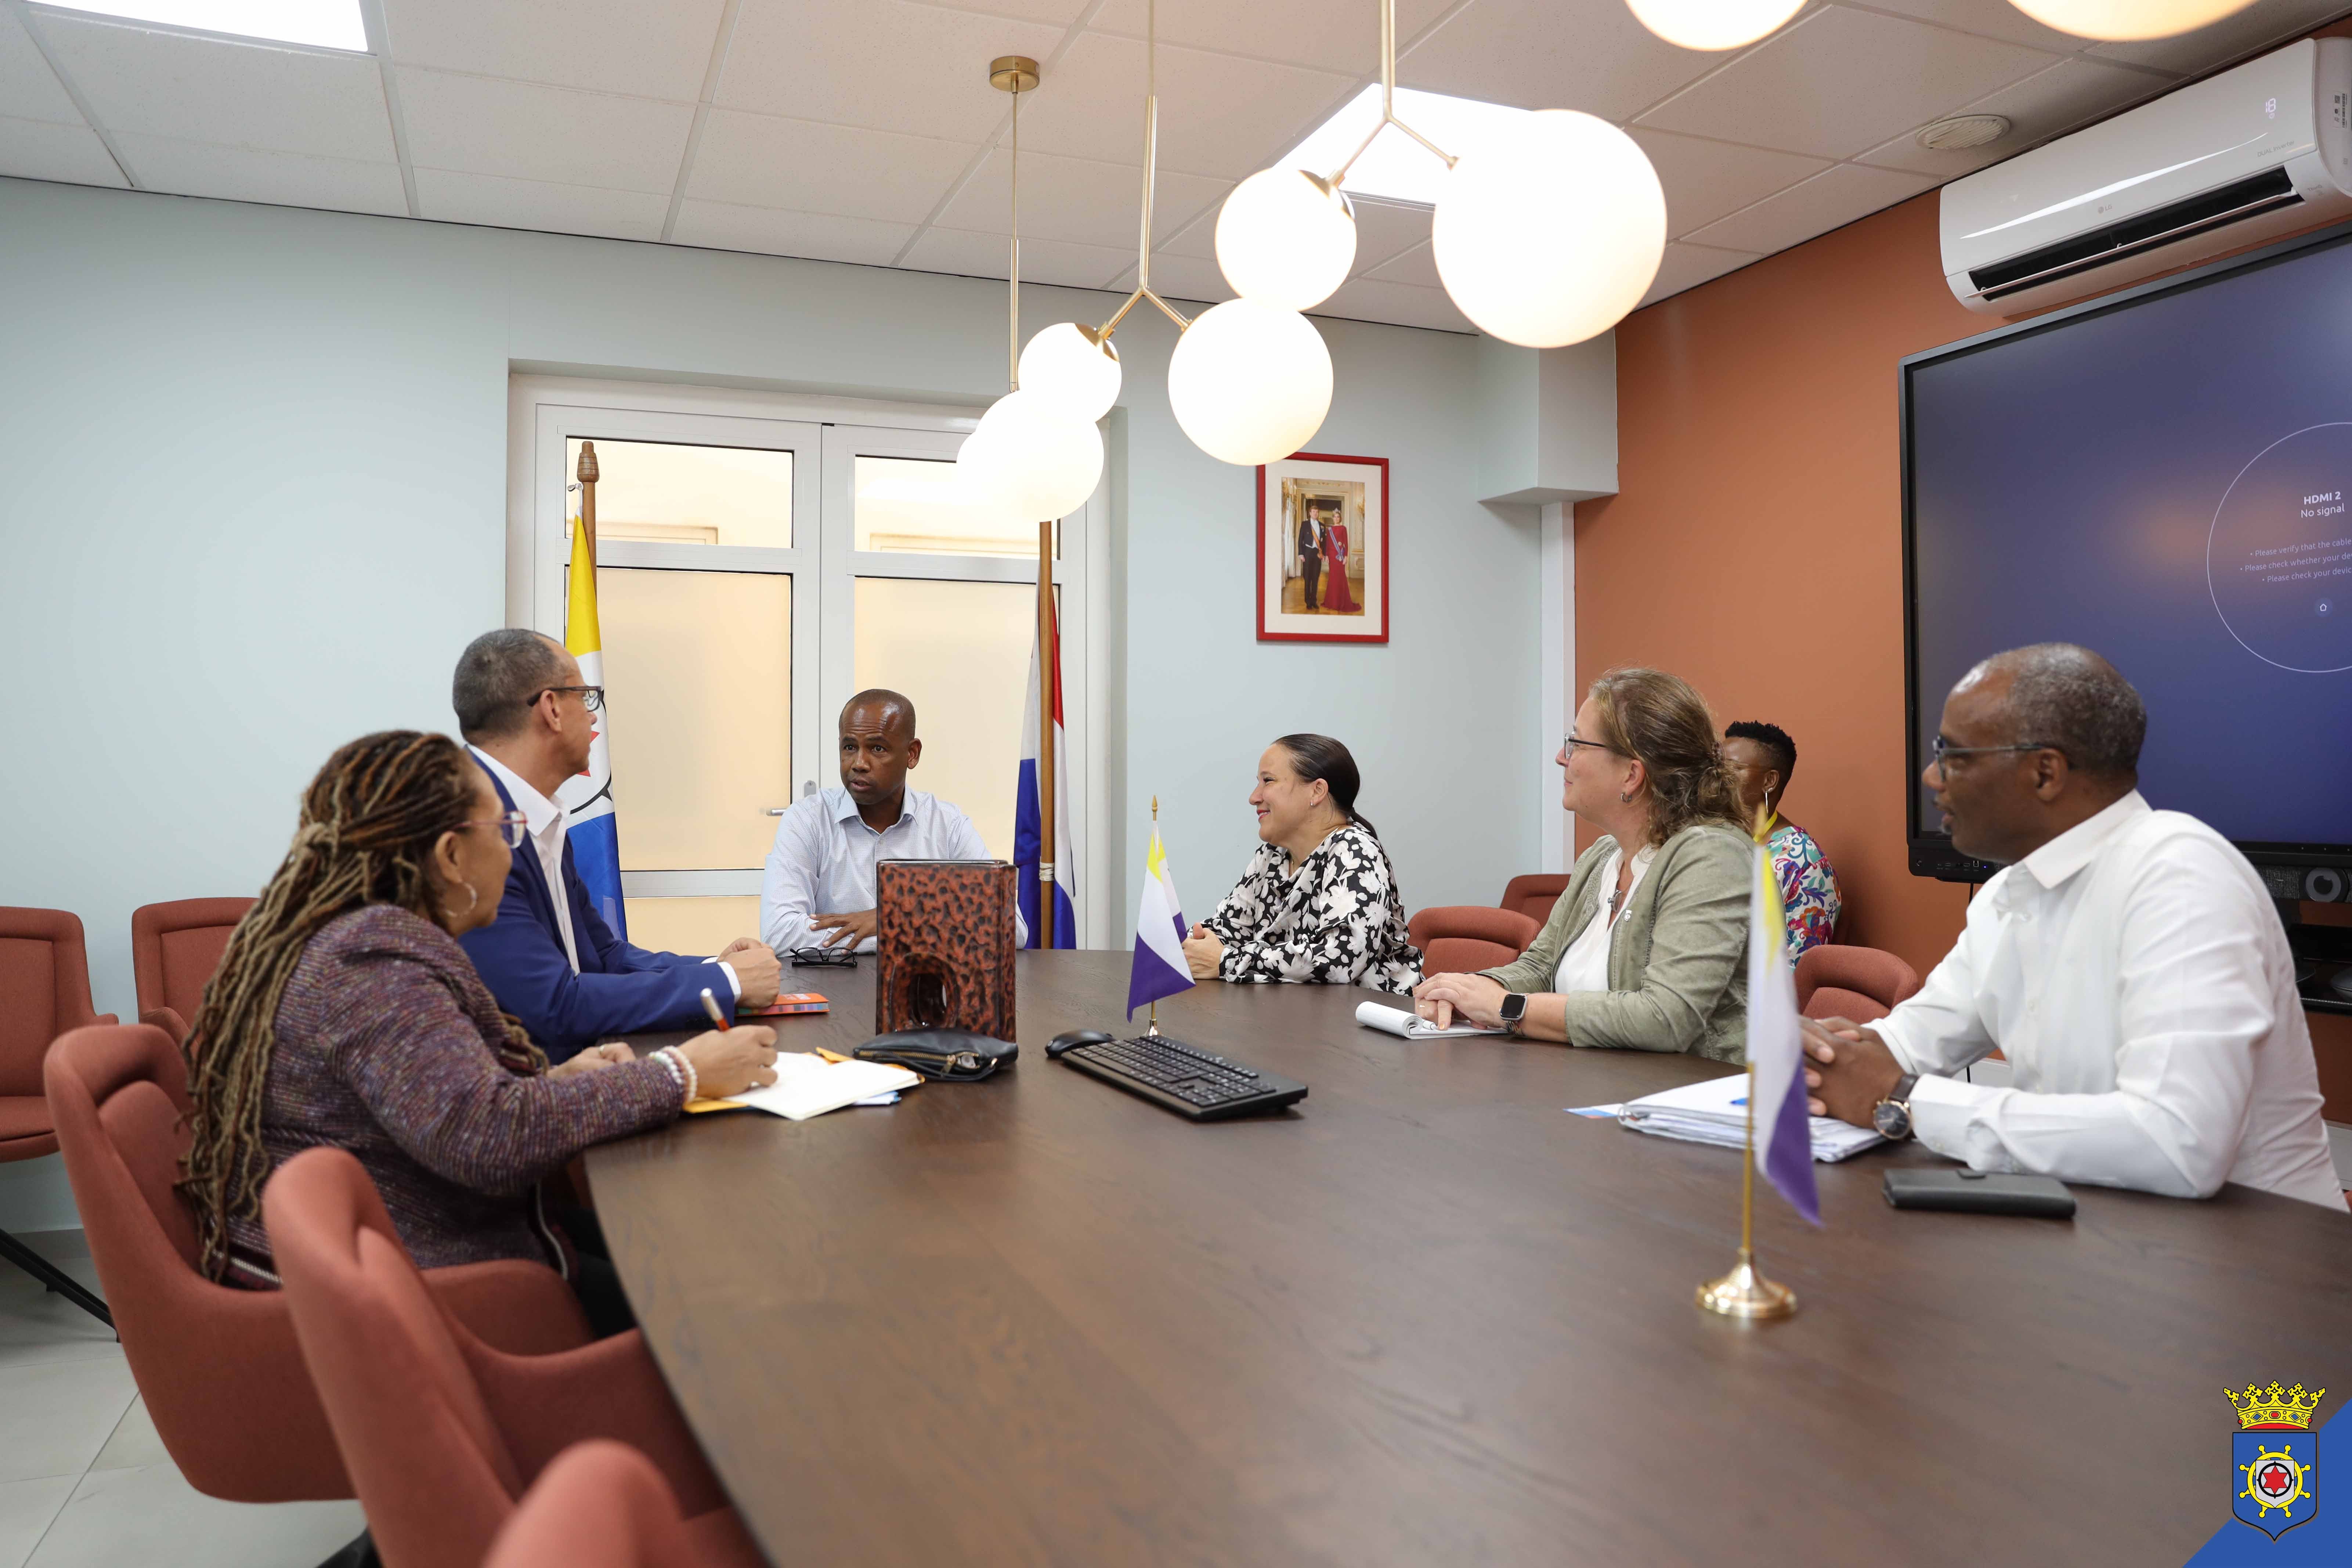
1256 451 1390 644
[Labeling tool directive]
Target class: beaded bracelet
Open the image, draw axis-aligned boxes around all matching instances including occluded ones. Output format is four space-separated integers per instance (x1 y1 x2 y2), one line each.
658 1046 699 1105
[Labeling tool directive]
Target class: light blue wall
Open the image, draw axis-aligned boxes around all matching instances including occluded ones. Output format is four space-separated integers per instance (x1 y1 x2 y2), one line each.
0 174 1544 1228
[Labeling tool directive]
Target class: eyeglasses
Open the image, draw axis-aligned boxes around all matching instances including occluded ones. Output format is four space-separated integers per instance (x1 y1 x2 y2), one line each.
1562 733 1625 759
787 946 856 968
528 685 605 713
1929 736 2062 767
464 811 530 848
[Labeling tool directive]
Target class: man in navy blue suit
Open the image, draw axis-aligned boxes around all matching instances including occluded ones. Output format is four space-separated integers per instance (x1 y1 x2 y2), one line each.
451 629 781 1062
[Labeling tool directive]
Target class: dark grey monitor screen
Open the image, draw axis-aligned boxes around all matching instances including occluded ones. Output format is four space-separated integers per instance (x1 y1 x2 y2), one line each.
1903 223 2352 861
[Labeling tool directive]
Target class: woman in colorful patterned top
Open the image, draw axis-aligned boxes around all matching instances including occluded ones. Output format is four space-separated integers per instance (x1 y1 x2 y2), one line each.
1723 719 1842 955
180 730 778 1333
1181 734 1421 992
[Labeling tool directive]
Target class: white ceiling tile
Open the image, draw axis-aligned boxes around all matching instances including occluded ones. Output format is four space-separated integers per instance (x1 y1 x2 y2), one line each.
1627 128 1831 239
1313 275 1475 333
1156 207 1219 258
111 132 406 213
1399 0 1726 120
926 0 1093 20
1013 30 1358 181
1 10 82 125
1638 240 1762 307
900 226 1131 288
2085 1 2348 75
1636 5 2061 158
397 69 693 192
0 115 123 185
936 145 1230 249
414 167 670 240
1090 0 1455 77
1848 0 2098 52
36 14 393 160
1683 160 1936 251
380 0 727 101
1103 252 1239 305
717 0 1066 143
687 109 977 223
671 201 918 264
1853 53 2169 178
1349 196 1431 267
1364 238 1438 286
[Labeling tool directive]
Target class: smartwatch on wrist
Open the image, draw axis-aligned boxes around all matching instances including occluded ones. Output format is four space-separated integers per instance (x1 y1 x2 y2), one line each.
1872 1073 1920 1141
1497 992 1528 1036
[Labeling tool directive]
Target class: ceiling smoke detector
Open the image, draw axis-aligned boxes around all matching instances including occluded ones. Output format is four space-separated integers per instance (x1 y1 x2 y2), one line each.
1916 115 2012 152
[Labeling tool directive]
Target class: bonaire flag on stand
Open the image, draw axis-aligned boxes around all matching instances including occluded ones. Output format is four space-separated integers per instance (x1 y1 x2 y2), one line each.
1748 829 1819 1225
1014 597 1077 948
1127 825 1194 1018
553 515 627 939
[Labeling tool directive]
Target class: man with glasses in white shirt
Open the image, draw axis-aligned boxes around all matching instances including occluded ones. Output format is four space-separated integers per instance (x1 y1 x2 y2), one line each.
1803 643 2341 1207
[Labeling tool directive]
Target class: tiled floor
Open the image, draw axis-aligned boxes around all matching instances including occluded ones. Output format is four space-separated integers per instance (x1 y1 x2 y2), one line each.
0 1233 364 1568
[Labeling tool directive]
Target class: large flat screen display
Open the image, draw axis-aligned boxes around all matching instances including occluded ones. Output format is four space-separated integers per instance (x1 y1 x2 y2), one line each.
1903 221 2352 870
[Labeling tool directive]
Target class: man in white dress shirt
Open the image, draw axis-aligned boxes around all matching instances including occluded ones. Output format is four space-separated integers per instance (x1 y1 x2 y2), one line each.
1804 644 2341 1207
760 689 1025 955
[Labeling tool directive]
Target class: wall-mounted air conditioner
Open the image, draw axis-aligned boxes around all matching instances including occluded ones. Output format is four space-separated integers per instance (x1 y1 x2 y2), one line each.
1942 37 2352 315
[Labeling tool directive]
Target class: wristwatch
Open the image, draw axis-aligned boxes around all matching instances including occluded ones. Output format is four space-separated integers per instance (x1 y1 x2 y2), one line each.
1497 992 1528 1036
1872 1073 1920 1141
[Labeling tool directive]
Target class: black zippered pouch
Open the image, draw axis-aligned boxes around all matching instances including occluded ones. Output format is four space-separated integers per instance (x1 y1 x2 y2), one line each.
855 1029 1017 1082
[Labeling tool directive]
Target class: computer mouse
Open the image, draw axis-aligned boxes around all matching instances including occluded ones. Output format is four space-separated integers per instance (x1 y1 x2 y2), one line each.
1047 1029 1114 1059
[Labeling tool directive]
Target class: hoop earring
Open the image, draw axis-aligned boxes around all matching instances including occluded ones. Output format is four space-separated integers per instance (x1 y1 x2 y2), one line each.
1618 790 1633 803
440 884 480 924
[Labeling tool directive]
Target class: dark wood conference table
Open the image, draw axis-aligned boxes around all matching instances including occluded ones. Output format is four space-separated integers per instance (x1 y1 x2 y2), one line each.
588 951 2352 1567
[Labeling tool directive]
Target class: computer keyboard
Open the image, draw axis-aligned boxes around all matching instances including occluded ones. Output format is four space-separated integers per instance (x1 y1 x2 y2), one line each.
1054 1033 1307 1121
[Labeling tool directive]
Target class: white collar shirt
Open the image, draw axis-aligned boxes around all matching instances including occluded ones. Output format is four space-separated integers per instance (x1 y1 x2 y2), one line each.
760 786 1021 955
1552 842 1655 995
1875 791 2340 1207
470 745 579 973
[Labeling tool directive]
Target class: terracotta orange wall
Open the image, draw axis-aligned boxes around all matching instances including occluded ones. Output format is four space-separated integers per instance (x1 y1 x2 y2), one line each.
1575 190 1975 977
1580 150 2352 1112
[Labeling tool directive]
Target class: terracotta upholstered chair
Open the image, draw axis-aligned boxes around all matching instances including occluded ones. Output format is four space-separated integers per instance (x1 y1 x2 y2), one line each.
486 1441 709 1568
0 907 117 1325
1498 874 1569 927
131 897 254 1045
44 1024 593 1502
1795 945 1923 1025
264 1147 763 1568
1407 906 1540 976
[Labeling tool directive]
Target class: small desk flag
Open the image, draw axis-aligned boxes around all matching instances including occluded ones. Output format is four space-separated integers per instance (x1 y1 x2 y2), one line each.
554 514 626 939
1127 824 1194 1018
1748 838 1819 1224
1015 593 1077 948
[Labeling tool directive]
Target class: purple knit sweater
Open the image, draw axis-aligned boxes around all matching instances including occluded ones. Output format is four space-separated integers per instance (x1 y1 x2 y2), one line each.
222 903 684 1284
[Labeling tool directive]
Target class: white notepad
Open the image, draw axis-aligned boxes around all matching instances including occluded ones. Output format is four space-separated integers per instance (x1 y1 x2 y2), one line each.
1614 1073 1885 1163
725 1052 921 1121
1355 1001 1507 1040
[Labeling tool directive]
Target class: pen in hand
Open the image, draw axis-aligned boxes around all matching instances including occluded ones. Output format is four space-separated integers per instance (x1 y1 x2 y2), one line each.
699 987 731 1032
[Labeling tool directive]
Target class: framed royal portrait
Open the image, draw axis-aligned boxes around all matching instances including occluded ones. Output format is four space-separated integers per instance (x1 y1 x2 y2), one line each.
1257 451 1388 643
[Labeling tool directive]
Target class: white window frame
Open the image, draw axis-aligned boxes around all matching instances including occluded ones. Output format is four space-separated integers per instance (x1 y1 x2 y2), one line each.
506 374 1113 947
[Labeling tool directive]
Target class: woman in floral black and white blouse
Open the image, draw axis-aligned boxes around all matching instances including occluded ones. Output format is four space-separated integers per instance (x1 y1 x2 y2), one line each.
1180 734 1421 993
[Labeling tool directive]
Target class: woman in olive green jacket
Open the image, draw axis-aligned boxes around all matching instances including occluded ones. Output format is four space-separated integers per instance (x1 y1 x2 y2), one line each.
1413 668 1753 1064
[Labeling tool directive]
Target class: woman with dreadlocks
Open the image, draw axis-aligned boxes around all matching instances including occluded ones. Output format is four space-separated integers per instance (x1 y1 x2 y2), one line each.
181 730 777 1332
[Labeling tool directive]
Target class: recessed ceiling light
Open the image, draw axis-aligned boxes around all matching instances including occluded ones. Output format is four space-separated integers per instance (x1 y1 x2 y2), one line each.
1277 83 1536 208
40 1 368 52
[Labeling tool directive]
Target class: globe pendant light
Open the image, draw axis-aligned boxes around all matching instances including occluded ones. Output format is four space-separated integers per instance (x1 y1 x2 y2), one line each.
1624 0 1804 51
1167 299 1334 466
955 56 1104 525
2005 0 2258 40
1216 167 1356 310
1019 322 1122 423
1434 111 1666 347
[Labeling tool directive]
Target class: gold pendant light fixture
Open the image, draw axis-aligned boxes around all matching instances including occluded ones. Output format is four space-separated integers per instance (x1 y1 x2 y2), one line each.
1214 0 1667 350
1624 0 1804 51
1011 0 1336 469
957 55 1108 525
2004 0 2259 40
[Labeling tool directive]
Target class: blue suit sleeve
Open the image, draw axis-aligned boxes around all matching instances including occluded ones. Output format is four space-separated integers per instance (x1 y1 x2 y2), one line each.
460 857 714 1062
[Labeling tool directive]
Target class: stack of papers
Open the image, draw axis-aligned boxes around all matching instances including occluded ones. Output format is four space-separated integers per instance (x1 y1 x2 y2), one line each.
1355 1001 1506 1040
725 1051 921 1121
1611 1073 1885 1163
